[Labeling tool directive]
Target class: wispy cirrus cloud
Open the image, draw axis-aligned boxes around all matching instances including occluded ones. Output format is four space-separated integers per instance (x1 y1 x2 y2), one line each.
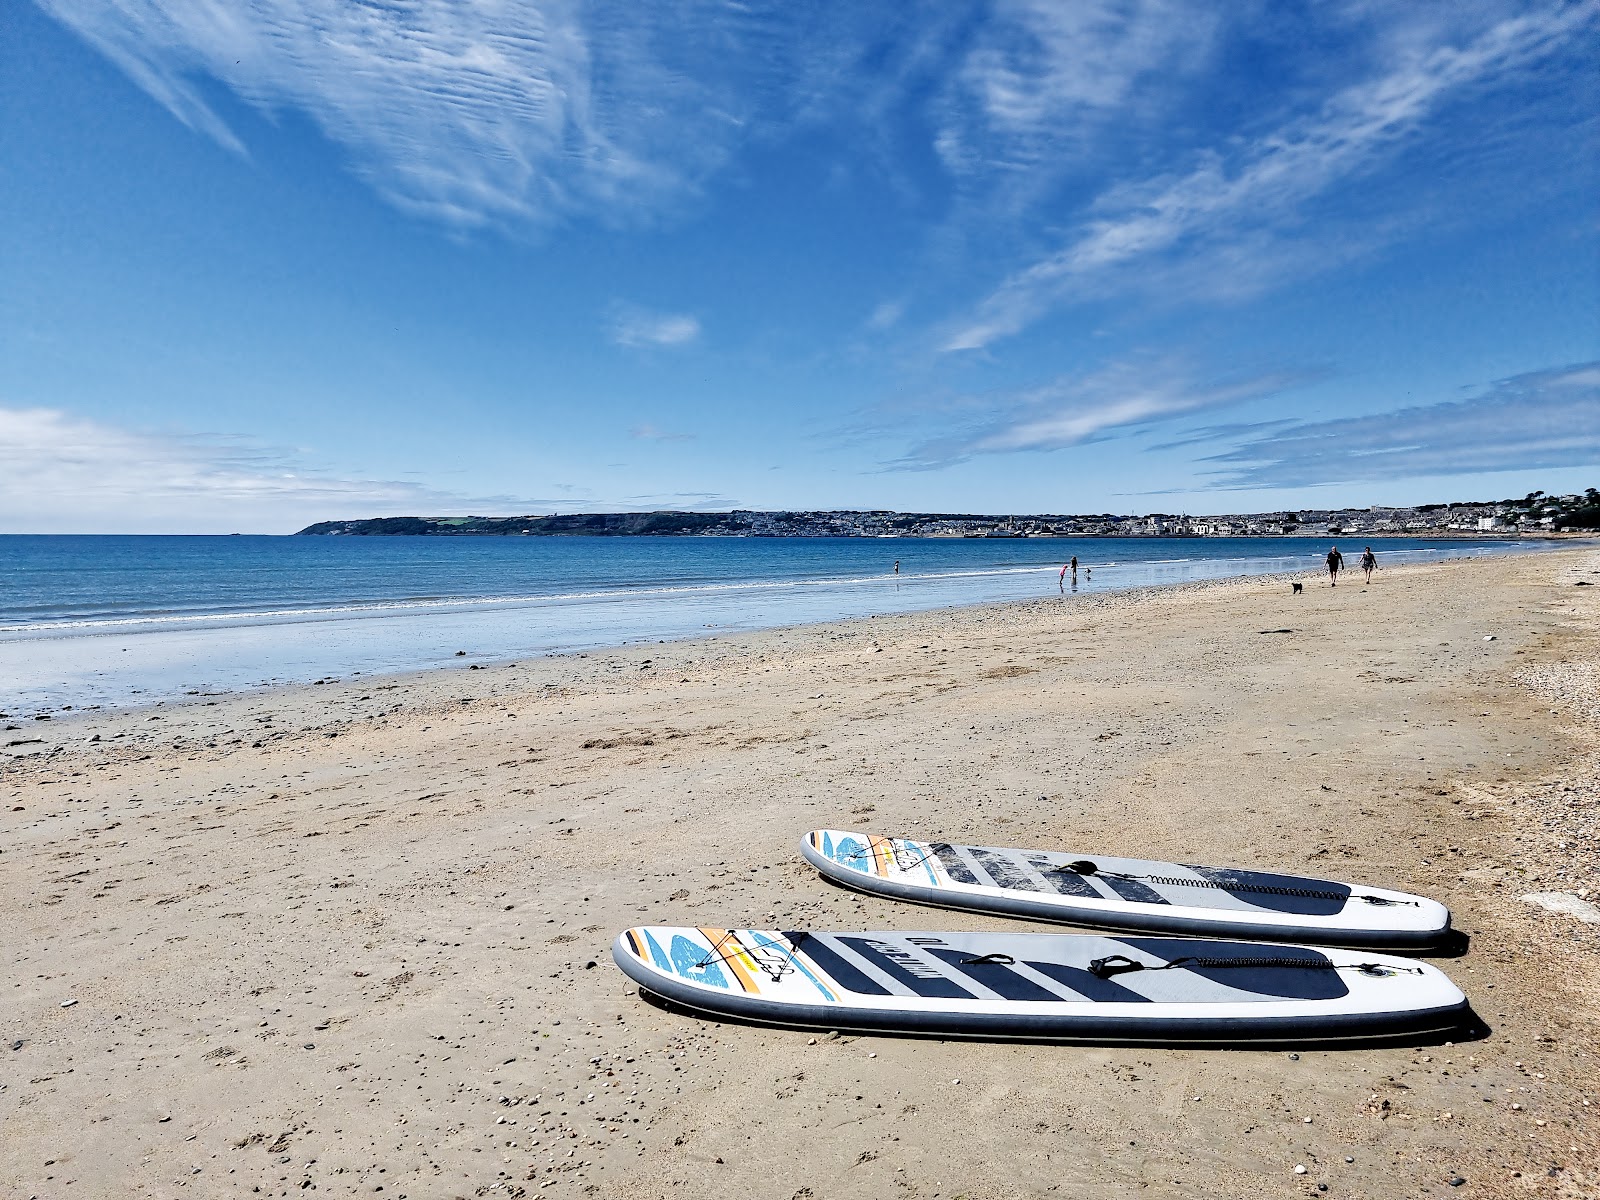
887 360 1312 470
35 0 833 229
1202 361 1600 488
943 3 1599 350
935 0 1219 190
629 423 694 442
0 406 530 533
609 306 701 349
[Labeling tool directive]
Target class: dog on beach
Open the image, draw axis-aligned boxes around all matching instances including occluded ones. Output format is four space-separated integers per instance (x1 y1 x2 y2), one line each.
1291 581 1303 596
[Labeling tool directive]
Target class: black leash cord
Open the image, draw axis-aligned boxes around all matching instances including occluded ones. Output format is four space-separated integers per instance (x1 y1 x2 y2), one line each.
1087 952 1424 980
1053 860 1415 907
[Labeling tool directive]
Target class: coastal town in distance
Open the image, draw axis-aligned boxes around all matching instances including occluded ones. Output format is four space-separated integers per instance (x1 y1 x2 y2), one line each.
300 487 1600 539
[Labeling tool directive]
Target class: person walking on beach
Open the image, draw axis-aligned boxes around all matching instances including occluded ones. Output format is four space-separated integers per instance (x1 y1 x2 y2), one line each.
1360 546 1377 583
1326 545 1344 587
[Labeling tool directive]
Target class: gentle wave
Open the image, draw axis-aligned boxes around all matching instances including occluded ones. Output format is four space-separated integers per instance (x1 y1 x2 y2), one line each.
0 563 1064 636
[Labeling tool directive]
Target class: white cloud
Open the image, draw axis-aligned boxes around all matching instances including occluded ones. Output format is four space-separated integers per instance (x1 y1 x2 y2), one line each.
1203 361 1600 488
889 360 1310 470
938 0 1217 182
866 300 906 331
943 3 1599 350
629 423 694 442
609 307 701 349
35 0 818 229
0 406 514 533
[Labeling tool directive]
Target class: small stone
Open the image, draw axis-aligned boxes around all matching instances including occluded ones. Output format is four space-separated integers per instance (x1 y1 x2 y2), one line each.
1294 1164 1308 1175
10 1040 21 1051
60 999 78 1008
1345 1157 1355 1164
1448 1177 1466 1187
303 1043 316 1050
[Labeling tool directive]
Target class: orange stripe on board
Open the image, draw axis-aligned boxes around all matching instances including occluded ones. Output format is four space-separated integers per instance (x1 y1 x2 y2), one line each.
868 834 892 877
697 927 760 994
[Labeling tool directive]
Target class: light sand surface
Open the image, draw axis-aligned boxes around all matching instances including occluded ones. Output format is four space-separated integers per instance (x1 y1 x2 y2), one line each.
4 549 1598 1200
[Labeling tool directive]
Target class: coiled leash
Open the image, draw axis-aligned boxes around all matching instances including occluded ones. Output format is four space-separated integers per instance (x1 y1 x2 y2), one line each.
1086 953 1424 980
1051 859 1417 907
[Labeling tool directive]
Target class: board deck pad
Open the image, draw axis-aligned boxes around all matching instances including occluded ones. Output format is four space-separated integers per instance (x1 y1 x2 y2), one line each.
613 926 1468 1043
801 830 1451 949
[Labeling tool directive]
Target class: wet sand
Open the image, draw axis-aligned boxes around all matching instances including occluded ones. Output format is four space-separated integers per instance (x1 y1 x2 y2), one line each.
3 548 1598 1199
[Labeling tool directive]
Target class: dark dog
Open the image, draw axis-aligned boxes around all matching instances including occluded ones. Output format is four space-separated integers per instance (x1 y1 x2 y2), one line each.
1291 581 1303 595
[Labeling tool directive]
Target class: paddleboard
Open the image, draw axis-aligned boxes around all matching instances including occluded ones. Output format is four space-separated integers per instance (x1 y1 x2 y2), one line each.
612 925 1468 1043
802 830 1451 949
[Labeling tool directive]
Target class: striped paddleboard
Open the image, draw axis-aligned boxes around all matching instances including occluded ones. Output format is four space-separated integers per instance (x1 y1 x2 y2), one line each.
801 830 1451 950
612 925 1468 1043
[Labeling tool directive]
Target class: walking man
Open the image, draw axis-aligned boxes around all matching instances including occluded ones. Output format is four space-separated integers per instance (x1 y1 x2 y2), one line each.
1326 545 1345 587
1359 546 1377 584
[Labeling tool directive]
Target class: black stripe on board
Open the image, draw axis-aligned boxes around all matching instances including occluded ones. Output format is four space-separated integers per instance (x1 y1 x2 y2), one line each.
837 937 976 1000
785 933 892 997
930 843 981 885
968 847 1043 892
1120 939 1350 1001
1185 865 1351 916
1024 854 1100 898
925 949 1065 1002
1100 875 1171 905
1024 960 1155 1003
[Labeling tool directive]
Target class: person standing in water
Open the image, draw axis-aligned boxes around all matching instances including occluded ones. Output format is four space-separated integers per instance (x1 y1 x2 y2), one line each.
893 560 899 575
1326 545 1345 586
1359 546 1377 583
1058 562 1069 591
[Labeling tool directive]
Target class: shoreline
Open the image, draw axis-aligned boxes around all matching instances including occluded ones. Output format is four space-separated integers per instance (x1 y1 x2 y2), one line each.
4 548 1597 1198
1 538 1570 719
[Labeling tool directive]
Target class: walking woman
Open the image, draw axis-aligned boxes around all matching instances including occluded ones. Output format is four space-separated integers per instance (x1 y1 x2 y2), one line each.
1360 545 1377 583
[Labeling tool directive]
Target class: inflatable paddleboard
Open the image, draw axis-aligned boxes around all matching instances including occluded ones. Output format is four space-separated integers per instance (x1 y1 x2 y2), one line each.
802 830 1451 949
612 926 1468 1043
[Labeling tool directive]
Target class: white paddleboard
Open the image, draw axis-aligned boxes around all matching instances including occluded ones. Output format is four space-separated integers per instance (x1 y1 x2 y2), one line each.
612 925 1469 1043
802 830 1451 949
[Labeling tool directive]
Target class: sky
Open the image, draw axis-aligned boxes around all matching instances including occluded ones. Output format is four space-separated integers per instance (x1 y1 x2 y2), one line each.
2 0 1597 534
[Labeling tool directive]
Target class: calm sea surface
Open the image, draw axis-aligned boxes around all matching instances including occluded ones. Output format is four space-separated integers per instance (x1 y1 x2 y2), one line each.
0 534 1540 712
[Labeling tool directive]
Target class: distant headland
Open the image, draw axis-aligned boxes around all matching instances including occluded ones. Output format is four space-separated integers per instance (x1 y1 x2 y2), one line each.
297 489 1599 537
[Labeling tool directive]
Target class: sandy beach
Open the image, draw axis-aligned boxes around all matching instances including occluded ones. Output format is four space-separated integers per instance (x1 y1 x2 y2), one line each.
4 547 1598 1200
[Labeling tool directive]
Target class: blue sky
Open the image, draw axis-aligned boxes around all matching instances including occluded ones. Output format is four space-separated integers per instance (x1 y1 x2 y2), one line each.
3 0 1596 533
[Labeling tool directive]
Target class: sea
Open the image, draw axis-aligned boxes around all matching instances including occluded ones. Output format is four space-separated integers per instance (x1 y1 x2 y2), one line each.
0 534 1546 714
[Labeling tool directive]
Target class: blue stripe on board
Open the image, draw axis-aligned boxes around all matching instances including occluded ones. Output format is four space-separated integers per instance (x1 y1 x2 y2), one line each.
746 932 836 1002
786 933 892 996
837 937 976 1000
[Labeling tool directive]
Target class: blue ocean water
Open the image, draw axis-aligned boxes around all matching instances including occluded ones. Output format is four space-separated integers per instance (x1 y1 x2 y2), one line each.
0 534 1536 712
